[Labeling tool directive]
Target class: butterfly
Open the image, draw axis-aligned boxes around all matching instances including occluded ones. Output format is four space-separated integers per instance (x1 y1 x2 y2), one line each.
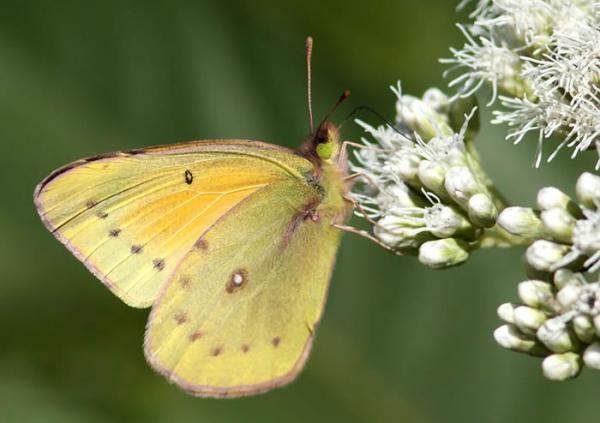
33 37 371 397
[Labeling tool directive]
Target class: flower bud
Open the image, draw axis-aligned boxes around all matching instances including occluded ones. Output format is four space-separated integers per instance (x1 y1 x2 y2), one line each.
497 207 545 239
537 317 580 353
594 314 600 337
583 342 600 369
556 284 582 309
514 306 547 335
448 95 479 142
525 240 570 272
537 187 572 211
494 324 548 356
517 280 557 311
575 172 600 209
537 186 582 218
540 208 575 243
542 353 581 381
445 166 480 208
386 151 422 187
425 204 477 239
467 193 498 228
396 95 453 140
375 215 428 249
497 303 517 324
375 186 422 211
572 218 600 259
553 269 580 290
418 238 469 269
422 87 449 114
418 160 447 196
573 315 595 343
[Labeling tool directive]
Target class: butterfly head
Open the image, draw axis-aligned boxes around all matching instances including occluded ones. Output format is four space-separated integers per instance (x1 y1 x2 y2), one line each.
313 121 340 161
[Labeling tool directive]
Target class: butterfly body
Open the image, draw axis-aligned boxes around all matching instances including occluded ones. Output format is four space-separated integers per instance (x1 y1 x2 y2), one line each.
35 122 352 396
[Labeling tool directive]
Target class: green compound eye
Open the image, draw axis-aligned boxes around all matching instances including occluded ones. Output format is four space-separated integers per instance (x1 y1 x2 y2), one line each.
316 142 333 160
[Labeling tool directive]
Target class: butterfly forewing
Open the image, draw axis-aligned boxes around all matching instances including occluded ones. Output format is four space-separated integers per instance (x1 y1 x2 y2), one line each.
34 140 313 307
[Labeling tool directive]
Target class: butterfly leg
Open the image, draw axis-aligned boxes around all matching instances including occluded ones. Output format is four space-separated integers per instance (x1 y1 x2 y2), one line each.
332 223 402 255
341 193 382 228
336 194 400 255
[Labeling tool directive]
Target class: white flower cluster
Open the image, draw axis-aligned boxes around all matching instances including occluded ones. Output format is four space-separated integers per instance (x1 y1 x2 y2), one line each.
444 0 600 167
498 172 600 273
495 270 600 381
494 172 600 380
350 86 502 268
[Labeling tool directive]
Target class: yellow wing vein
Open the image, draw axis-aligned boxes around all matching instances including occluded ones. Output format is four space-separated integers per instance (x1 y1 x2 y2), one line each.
48 173 170 232
118 184 271 295
102 184 267 285
39 163 177 217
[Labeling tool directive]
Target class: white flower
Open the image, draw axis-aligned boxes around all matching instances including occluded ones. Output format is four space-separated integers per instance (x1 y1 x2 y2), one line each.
441 25 522 104
496 270 600 381
350 86 500 264
445 0 600 166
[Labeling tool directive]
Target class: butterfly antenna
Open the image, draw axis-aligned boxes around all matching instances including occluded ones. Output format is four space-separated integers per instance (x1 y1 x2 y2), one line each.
343 105 412 140
306 36 314 134
317 89 351 129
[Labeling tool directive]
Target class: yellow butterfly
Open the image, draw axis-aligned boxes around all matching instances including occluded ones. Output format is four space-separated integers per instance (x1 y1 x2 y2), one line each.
34 38 363 397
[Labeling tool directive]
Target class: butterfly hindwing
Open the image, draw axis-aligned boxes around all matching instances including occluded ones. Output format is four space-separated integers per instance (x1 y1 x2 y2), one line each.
144 178 344 397
34 140 313 307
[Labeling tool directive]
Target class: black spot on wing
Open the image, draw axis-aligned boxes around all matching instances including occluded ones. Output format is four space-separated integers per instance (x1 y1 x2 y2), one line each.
174 313 187 325
184 169 193 185
226 269 248 293
153 258 165 271
194 238 208 251
190 330 203 341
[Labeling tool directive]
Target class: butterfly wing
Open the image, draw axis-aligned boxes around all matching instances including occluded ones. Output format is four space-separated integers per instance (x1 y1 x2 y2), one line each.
34 140 313 307
144 174 346 397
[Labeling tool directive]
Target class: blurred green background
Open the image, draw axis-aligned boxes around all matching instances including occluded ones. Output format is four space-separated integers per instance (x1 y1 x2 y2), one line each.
1 0 597 422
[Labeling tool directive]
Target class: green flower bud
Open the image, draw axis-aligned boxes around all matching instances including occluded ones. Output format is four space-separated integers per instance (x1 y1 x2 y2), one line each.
417 238 469 269
387 151 422 187
537 187 581 217
583 342 600 369
540 208 576 243
556 284 582 309
575 172 600 209
542 353 581 381
375 214 429 249
418 160 447 196
593 314 600 337
448 95 479 142
494 324 548 356
537 318 581 353
497 207 545 239
518 280 558 312
497 303 517 324
422 87 449 115
425 204 477 239
573 315 596 343
553 269 580 290
514 306 547 335
525 240 570 272
444 166 480 208
467 193 498 228
396 95 453 140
